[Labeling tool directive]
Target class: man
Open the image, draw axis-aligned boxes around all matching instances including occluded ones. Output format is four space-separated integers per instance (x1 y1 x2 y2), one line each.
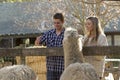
0 65 37 80
35 13 65 80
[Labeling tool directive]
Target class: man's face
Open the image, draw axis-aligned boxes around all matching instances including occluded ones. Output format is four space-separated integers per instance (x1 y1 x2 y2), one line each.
53 19 64 30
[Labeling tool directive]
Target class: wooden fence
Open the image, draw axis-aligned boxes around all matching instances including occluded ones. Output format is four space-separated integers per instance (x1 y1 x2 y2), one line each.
1 46 120 55
0 46 120 64
0 46 120 79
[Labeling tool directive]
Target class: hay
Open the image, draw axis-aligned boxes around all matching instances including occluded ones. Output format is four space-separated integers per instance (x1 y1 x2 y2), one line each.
16 56 46 80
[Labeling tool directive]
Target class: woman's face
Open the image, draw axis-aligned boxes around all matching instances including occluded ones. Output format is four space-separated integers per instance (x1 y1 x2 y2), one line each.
85 19 94 32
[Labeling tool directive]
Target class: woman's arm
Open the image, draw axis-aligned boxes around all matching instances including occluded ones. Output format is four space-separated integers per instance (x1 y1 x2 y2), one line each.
98 33 108 46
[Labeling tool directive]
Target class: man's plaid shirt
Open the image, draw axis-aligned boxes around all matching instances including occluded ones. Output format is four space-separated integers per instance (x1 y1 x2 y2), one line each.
40 29 64 72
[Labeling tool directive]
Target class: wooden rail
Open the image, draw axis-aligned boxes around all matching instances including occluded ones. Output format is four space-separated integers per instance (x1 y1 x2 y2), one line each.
0 46 120 57
0 46 120 73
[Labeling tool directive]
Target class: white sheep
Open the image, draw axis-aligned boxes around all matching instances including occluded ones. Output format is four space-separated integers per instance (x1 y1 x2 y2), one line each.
60 27 100 80
0 65 38 80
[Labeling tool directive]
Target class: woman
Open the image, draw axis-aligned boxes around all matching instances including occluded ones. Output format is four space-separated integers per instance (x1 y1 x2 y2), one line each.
83 17 108 79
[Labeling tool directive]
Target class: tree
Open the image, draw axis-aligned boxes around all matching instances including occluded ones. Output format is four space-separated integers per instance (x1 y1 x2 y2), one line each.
64 0 120 33
13 1 67 31
11 0 120 34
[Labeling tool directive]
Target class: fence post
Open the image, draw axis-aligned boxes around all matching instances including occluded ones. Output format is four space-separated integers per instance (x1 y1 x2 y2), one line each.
111 34 115 46
20 48 25 65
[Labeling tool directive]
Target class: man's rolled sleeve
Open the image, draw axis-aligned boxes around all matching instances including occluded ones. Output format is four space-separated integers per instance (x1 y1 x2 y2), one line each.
40 32 47 44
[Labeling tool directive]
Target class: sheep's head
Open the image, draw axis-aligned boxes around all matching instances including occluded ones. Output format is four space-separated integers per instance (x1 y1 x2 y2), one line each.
64 27 79 40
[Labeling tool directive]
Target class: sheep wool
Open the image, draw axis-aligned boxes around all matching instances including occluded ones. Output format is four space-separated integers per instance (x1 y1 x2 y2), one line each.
60 27 100 80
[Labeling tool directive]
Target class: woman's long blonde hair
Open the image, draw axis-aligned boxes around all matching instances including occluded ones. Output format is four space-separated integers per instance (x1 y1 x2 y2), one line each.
84 17 103 45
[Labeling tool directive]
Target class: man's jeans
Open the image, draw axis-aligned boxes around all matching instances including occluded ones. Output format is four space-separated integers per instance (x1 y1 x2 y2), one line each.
47 70 62 80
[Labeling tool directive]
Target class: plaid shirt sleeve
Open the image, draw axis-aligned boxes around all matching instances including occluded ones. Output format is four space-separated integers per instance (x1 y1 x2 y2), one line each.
40 32 47 44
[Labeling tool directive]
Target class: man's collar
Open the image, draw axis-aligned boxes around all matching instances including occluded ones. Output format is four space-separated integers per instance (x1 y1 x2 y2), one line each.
54 28 65 33
51 29 56 33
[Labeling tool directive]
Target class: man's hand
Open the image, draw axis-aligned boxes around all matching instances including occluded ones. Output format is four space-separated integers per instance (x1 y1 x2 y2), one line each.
35 36 41 46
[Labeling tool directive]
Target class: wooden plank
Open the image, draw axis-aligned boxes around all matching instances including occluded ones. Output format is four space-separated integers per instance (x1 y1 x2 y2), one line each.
0 31 120 39
0 48 22 57
82 46 120 56
111 35 115 46
105 68 120 73
22 47 64 56
0 33 42 38
105 31 120 35
0 46 120 57
105 59 120 62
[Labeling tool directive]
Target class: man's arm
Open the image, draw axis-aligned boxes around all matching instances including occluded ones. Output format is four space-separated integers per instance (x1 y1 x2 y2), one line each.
34 32 47 46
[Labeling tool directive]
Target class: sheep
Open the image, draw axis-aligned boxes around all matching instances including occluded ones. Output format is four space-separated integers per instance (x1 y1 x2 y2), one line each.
63 27 84 68
60 27 100 80
0 65 38 80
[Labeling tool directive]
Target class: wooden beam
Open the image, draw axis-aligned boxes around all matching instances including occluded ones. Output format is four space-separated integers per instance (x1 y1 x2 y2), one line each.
0 48 22 56
0 46 120 57
22 47 64 56
0 31 120 38
105 31 120 35
0 33 42 39
105 59 120 62
111 34 115 46
82 46 120 56
105 68 120 73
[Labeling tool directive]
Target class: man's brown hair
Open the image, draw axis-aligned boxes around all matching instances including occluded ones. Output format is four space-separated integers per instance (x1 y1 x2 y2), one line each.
53 13 64 22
